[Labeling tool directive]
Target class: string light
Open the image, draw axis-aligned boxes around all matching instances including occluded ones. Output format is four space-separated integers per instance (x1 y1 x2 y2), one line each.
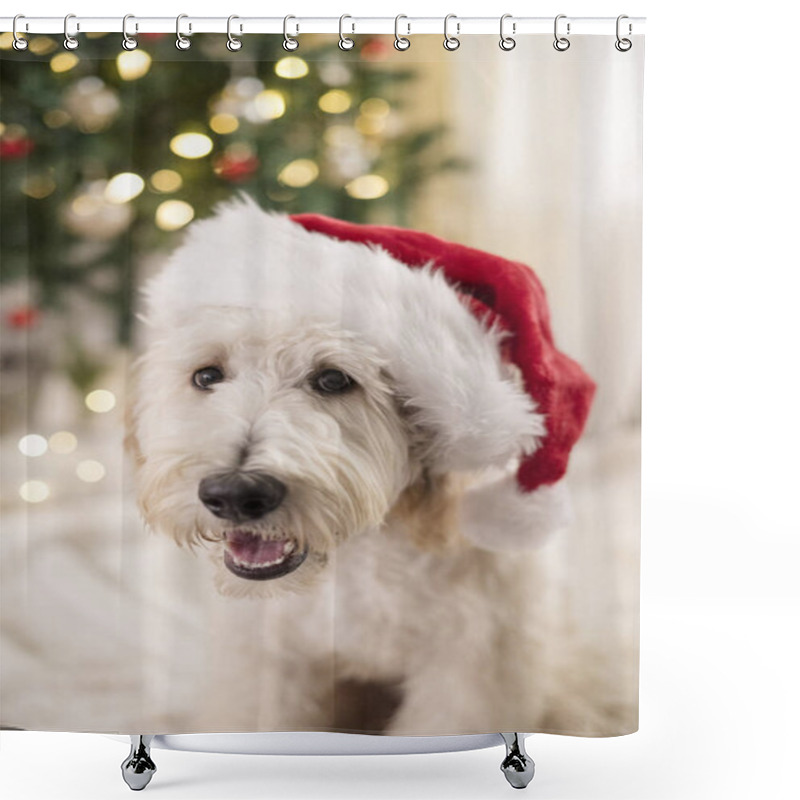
250 90 286 122
29 37 58 55
43 109 71 129
19 481 50 503
318 90 352 114
275 57 309 79
18 434 48 457
105 172 145 204
85 389 116 413
76 460 106 483
116 50 152 81
155 200 194 231
355 115 386 135
50 52 79 73
149 169 182 193
170 132 213 159
22 174 57 199
345 174 390 199
360 98 391 118
209 113 239 134
48 431 78 454
278 159 319 188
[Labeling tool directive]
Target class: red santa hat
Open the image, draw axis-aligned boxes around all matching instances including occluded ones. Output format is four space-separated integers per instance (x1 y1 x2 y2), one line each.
289 212 596 550
143 195 595 551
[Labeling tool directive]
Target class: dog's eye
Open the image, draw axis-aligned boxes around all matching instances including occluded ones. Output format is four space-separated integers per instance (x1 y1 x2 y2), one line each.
192 366 224 390
311 368 355 395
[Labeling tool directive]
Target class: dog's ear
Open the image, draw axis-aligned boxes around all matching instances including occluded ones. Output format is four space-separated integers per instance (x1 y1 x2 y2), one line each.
387 470 467 553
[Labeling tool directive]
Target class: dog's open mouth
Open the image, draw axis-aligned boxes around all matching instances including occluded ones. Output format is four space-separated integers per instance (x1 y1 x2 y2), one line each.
223 529 308 581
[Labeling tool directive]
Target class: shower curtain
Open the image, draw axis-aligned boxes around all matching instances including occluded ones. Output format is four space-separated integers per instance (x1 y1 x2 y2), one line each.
0 28 643 738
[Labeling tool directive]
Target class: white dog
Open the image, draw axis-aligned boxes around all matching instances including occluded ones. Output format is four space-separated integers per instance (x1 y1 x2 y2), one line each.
125 195 627 736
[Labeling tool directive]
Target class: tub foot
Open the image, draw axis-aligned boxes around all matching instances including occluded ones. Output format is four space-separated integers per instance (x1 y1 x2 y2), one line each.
121 735 157 791
500 733 535 789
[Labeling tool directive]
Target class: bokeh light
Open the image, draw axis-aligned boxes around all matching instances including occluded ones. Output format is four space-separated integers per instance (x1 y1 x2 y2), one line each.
105 172 145 204
275 57 309 79
150 170 183 193
117 50 152 81
76 460 106 483
48 431 78 454
18 434 48 457
50 52 79 73
19 481 50 503
278 159 319 188
345 174 390 199
170 132 213 159
209 113 239 134
155 200 194 231
85 389 116 413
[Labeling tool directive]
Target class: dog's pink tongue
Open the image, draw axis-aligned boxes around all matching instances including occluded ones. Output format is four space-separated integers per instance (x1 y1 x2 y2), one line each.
226 530 289 564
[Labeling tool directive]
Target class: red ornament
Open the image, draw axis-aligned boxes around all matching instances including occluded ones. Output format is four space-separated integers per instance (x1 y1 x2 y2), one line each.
0 137 34 160
139 32 167 41
213 153 260 183
6 305 40 329
360 37 390 61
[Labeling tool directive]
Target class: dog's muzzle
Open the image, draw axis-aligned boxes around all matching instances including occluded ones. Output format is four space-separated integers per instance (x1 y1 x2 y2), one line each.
198 471 308 580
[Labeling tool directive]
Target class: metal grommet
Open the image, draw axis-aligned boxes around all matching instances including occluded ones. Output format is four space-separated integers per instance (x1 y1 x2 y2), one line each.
226 15 242 51
63 13 79 50
394 15 410 51
12 14 29 51
553 14 570 52
121 14 138 50
499 14 516 51
615 14 632 51
443 14 460 51
338 14 354 50
176 13 191 50
283 15 299 51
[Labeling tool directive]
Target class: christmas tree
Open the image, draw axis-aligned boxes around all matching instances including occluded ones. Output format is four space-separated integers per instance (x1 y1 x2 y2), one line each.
0 31 464 404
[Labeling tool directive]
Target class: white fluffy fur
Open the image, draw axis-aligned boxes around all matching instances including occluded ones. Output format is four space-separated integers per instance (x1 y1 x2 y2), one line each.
142 194 545 476
460 477 572 552
124 199 628 735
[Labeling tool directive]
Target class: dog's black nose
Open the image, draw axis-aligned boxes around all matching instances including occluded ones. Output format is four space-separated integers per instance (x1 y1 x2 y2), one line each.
198 471 287 523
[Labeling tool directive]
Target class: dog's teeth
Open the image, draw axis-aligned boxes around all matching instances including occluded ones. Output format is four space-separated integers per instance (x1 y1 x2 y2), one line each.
231 552 289 568
227 537 296 569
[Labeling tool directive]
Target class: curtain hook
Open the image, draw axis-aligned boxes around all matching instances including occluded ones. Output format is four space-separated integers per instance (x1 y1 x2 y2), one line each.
394 15 410 51
63 14 79 50
121 14 138 50
338 14 355 50
615 14 632 51
443 14 460 51
553 14 570 51
176 14 191 50
283 15 299 51
499 14 516 51
12 14 29 51
226 15 242 51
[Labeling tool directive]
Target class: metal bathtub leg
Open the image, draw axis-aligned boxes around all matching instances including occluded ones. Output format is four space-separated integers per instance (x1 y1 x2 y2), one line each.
121 735 157 791
500 732 535 789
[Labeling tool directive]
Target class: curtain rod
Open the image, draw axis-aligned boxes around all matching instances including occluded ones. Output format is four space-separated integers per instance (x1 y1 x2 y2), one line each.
1 16 645 37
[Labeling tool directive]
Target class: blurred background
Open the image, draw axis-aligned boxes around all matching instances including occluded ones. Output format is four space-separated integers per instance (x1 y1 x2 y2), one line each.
0 33 641 732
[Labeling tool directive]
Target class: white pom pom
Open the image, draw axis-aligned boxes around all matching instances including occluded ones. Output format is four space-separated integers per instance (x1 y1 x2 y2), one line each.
459 476 572 552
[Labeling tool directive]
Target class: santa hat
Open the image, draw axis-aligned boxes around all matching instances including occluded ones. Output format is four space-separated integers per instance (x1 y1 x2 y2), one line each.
142 194 595 551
